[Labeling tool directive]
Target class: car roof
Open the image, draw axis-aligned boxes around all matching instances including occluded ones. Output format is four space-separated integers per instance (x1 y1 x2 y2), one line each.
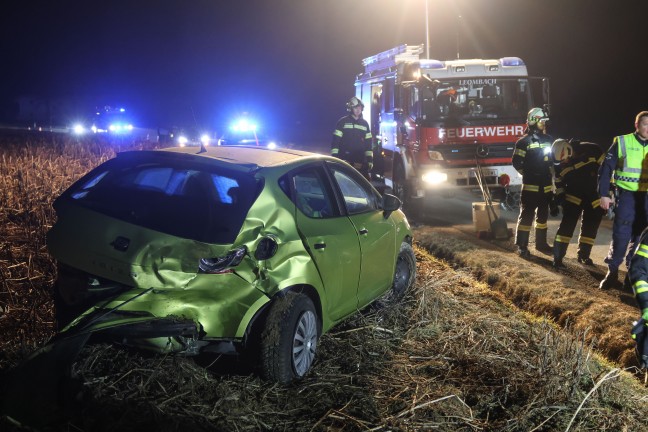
148 145 326 170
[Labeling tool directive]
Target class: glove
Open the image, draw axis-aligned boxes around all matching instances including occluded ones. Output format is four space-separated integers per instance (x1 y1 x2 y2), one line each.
549 195 560 217
367 162 374 171
631 317 648 368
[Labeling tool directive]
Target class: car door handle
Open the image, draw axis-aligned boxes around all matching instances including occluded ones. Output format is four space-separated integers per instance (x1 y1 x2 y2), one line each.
359 228 368 235
314 242 326 250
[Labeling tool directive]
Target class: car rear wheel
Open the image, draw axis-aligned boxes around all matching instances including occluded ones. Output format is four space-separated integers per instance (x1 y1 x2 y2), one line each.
260 292 319 384
383 242 416 304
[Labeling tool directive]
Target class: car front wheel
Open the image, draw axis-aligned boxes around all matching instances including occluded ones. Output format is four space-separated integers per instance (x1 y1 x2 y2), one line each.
383 242 417 304
260 292 319 384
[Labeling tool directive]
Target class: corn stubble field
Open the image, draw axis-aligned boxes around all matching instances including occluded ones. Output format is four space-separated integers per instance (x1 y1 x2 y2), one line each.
1 134 648 431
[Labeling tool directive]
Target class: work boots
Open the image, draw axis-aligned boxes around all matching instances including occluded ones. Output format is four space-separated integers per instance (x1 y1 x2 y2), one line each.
552 241 568 269
535 228 552 254
577 244 594 266
599 268 619 290
515 230 531 259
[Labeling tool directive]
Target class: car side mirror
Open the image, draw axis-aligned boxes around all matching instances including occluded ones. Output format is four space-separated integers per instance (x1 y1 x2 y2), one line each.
381 193 401 217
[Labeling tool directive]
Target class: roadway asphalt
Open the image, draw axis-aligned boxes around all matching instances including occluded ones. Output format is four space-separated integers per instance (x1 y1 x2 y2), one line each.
409 189 615 270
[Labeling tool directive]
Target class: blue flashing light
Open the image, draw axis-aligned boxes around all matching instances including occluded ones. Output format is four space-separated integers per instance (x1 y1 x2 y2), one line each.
420 59 444 69
108 122 134 134
500 57 525 67
231 118 257 133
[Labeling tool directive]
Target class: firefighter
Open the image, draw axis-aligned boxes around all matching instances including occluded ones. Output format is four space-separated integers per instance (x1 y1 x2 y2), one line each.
599 111 648 289
332 96 373 177
551 139 605 268
628 227 648 368
512 107 554 258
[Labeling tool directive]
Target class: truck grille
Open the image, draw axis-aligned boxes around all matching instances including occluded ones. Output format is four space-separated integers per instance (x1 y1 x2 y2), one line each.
430 143 515 161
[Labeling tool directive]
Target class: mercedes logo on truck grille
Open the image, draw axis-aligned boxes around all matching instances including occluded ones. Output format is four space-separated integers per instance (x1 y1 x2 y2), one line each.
476 144 489 158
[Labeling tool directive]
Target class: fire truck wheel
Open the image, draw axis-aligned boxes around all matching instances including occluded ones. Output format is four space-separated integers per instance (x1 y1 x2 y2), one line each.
392 164 407 204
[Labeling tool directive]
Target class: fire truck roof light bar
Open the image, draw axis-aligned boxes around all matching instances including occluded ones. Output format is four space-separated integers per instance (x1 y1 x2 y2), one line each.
362 44 424 73
500 57 525 67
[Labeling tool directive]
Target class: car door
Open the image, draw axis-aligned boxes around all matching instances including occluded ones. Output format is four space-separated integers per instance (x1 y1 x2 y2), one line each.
327 163 397 308
289 165 362 321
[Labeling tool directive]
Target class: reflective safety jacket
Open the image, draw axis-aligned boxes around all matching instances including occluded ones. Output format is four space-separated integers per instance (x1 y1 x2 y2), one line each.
555 141 605 205
331 114 373 166
613 133 648 191
599 133 648 196
512 131 554 188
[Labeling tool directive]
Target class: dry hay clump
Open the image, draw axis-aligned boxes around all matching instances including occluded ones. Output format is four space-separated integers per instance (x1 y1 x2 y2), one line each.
4 247 647 432
0 136 131 369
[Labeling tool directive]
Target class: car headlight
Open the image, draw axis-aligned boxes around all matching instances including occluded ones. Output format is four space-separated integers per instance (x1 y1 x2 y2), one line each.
422 171 448 185
267 141 277 150
178 136 188 146
200 134 210 145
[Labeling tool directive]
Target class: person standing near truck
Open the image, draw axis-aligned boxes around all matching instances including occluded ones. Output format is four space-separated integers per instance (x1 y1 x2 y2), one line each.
551 139 605 268
331 96 374 177
598 111 648 289
512 107 554 258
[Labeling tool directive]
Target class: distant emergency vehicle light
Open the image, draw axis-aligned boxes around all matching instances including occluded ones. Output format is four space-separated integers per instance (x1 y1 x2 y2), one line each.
231 118 257 133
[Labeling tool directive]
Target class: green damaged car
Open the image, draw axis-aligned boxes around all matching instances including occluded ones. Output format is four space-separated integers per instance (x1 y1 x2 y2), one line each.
46 145 416 383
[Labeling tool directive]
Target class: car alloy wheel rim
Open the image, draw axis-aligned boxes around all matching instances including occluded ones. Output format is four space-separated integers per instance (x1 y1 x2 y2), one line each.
292 310 317 377
394 255 410 293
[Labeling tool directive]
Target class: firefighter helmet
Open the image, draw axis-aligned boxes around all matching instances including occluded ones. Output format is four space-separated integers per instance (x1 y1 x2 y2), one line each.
346 96 364 111
552 139 573 162
527 107 548 127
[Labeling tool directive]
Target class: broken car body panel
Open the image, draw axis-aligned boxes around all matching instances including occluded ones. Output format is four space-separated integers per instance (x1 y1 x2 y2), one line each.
46 147 372 353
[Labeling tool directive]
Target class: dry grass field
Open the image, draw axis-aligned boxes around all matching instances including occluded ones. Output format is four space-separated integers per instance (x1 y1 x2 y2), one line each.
1 135 648 431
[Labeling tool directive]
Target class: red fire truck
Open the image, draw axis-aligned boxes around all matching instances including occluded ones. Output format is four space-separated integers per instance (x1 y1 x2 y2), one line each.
354 44 549 209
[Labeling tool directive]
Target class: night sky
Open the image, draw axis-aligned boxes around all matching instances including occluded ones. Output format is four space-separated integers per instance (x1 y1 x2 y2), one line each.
1 0 646 147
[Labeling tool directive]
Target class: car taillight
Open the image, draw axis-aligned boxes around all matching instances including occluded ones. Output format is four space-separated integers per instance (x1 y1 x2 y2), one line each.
199 246 247 274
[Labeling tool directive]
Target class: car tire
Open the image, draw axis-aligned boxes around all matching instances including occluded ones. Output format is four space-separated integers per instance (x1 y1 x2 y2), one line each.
383 242 417 304
260 292 320 384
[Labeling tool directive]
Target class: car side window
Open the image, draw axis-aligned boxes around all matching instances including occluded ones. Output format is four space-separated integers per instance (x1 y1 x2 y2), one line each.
329 166 378 215
285 168 336 219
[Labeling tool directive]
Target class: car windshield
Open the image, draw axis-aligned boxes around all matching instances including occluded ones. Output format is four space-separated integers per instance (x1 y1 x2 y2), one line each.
63 153 261 244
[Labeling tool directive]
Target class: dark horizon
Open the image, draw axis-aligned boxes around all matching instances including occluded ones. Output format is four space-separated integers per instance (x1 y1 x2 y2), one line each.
1 0 646 147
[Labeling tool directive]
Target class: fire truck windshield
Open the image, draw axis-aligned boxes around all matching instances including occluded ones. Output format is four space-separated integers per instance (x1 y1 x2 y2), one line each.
417 78 533 126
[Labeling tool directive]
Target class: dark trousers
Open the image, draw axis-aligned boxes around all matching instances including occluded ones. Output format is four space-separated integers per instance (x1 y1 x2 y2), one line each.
338 150 369 177
605 189 648 270
555 196 604 255
515 188 551 241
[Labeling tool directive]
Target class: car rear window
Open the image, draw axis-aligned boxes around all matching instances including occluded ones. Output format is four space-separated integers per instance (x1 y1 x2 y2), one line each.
63 155 261 244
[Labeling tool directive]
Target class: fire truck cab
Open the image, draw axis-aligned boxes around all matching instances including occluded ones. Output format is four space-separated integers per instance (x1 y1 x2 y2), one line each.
355 44 549 208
